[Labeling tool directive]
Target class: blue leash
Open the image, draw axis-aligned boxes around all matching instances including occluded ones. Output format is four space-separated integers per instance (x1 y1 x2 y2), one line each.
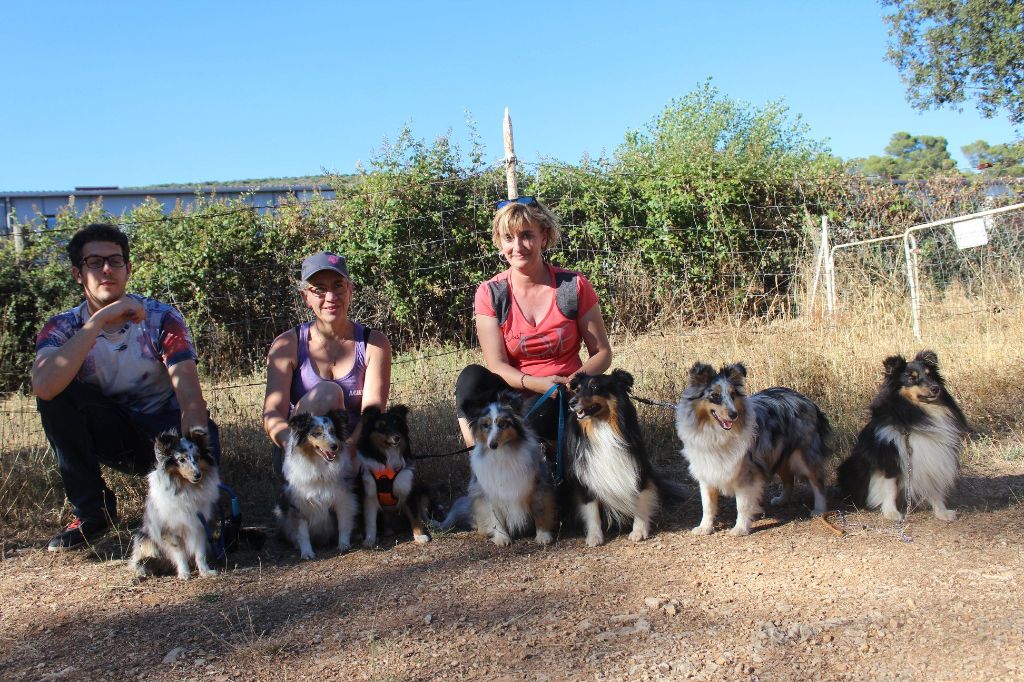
198 483 241 562
525 385 565 485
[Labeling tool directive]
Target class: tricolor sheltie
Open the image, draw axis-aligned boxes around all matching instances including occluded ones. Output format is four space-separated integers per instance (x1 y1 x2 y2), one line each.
441 391 557 546
129 428 220 580
675 363 832 536
274 410 359 560
566 370 661 547
837 350 968 522
357 405 431 546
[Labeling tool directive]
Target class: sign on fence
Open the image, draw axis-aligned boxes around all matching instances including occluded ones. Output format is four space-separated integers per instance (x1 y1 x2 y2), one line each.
952 216 991 250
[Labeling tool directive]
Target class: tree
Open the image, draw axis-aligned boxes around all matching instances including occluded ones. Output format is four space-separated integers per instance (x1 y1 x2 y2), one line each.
851 131 958 178
881 0 1024 126
961 138 1024 176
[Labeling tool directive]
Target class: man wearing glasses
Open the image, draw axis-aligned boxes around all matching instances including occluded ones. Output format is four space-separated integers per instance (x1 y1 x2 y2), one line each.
31 223 219 551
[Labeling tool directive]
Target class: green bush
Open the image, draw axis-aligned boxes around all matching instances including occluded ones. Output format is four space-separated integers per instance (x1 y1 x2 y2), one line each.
3 85 1014 392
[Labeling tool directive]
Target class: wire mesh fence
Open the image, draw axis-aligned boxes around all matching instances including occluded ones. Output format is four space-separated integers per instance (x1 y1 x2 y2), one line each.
1 168 1022 442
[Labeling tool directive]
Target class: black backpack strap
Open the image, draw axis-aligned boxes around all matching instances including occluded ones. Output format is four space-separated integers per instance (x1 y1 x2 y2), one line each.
553 270 579 320
487 280 512 325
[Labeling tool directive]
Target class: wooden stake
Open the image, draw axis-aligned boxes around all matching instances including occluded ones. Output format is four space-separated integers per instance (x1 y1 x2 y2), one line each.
503 107 518 200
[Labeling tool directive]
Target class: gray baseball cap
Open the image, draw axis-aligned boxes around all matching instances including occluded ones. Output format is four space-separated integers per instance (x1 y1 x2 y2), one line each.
300 252 349 282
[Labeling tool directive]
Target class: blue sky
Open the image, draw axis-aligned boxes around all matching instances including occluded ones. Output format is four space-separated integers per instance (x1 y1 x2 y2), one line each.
2 2 1019 191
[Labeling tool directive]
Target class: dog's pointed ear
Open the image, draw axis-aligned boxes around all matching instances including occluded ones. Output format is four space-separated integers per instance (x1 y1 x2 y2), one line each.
186 426 208 451
723 363 747 386
914 350 939 369
326 409 349 440
498 389 524 413
361 406 382 426
611 369 634 392
154 430 179 461
288 412 313 439
389 404 410 422
883 355 906 377
688 362 715 388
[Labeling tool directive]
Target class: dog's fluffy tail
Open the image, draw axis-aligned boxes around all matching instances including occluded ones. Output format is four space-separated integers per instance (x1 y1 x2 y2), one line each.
435 495 473 531
836 453 871 506
655 477 690 501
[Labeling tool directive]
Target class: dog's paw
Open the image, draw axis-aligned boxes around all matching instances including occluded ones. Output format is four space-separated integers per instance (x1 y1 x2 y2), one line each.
535 530 554 545
933 508 957 522
413 533 431 544
881 508 904 522
728 525 751 537
300 550 316 560
337 542 352 553
628 528 649 542
198 567 218 578
691 525 713 536
176 572 192 580
584 533 604 547
362 535 377 549
490 533 512 547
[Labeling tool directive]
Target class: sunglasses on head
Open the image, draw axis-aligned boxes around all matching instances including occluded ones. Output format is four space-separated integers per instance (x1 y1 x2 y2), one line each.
495 196 538 210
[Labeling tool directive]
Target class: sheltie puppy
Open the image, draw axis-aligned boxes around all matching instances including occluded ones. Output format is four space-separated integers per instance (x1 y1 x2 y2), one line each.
129 428 220 580
274 410 359 560
838 350 968 522
357 405 431 546
675 363 832 536
441 390 557 547
566 370 661 547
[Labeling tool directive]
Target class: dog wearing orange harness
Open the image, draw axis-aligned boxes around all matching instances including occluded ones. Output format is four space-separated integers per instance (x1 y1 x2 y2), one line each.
357 405 432 546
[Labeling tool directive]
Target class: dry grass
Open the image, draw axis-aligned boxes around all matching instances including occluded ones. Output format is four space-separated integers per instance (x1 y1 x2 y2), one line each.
2 293 1022 546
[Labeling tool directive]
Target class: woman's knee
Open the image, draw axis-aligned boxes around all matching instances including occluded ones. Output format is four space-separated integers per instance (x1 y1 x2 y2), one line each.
295 382 346 415
454 364 505 417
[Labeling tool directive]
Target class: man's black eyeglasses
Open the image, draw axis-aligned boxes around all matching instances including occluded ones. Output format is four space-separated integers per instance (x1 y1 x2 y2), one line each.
495 196 538 210
79 255 127 270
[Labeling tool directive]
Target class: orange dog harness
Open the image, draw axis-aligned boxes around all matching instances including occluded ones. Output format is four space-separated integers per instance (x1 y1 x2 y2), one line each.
373 467 399 508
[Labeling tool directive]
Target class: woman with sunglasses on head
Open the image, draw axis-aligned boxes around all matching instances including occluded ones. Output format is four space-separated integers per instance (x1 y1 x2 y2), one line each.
455 197 612 449
263 252 392 473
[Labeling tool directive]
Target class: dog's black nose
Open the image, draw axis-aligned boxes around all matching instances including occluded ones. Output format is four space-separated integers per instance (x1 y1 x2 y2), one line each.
330 443 339 451
728 410 738 420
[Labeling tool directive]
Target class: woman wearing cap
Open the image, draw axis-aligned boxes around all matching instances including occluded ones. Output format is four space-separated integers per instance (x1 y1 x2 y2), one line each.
455 197 612 448
263 252 392 471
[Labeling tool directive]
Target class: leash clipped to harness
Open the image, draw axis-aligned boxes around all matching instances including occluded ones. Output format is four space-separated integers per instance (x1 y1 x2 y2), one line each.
525 384 565 485
198 483 243 562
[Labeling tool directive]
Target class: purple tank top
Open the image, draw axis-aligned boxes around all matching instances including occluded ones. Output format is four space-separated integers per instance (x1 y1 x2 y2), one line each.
290 321 369 431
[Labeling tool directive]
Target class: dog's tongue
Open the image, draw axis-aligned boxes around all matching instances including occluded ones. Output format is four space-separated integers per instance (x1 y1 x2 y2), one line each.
714 413 734 430
318 448 337 462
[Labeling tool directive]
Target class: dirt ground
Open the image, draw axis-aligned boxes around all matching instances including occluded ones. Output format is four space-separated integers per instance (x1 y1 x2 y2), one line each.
1 460 1021 682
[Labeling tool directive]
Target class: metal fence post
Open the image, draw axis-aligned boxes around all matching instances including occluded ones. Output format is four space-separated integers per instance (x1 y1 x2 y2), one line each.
904 232 922 341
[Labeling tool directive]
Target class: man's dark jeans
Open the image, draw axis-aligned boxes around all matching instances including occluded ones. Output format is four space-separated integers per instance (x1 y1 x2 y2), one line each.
37 380 221 522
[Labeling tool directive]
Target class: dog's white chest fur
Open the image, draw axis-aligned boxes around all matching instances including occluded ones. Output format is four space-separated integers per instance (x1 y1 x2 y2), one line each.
877 404 961 501
576 421 641 517
472 442 538 532
283 448 353 532
145 466 221 541
676 415 753 494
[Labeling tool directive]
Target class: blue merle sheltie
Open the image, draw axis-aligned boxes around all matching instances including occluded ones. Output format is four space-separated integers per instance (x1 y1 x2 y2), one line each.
440 390 558 546
274 410 359 560
566 370 662 547
838 350 968 522
129 428 220 580
357 405 432 546
675 363 832 536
